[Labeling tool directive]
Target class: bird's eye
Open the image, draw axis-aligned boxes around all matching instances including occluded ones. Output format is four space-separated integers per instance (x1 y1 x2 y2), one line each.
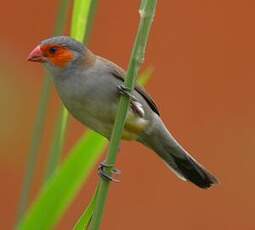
49 47 58 54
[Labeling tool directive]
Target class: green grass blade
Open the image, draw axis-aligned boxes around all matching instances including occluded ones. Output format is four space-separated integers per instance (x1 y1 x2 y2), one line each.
73 187 98 230
71 0 93 40
44 106 69 179
18 131 107 230
84 0 98 43
53 0 70 35
16 76 52 223
16 0 70 224
137 67 153 85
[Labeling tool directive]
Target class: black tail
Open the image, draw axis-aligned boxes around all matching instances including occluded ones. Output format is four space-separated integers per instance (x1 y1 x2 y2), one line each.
139 117 219 189
167 151 218 188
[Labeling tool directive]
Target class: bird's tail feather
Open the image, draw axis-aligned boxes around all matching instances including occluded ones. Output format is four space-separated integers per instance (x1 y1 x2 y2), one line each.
139 117 218 189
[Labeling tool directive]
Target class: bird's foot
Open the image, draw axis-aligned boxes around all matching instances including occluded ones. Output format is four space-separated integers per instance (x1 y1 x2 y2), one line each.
117 85 137 101
97 161 121 183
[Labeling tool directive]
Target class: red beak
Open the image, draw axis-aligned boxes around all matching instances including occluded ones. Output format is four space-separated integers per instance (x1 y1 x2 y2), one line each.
27 45 46 63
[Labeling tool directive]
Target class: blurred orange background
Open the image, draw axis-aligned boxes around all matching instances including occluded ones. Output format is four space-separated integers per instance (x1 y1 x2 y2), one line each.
1 0 255 229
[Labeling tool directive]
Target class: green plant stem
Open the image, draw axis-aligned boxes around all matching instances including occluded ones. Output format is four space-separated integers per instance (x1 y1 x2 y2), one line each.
16 76 51 224
89 1 158 229
16 0 70 224
71 0 95 41
84 0 98 43
53 0 70 35
44 105 69 179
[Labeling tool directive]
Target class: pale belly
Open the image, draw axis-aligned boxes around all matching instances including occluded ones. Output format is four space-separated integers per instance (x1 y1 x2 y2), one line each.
63 97 148 140
64 98 115 139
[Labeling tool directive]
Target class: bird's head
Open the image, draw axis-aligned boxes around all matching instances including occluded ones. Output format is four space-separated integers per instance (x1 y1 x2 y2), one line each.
27 36 91 74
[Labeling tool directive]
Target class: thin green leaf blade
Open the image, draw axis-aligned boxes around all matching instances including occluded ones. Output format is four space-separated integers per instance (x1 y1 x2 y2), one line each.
18 131 107 230
73 188 98 230
71 0 93 41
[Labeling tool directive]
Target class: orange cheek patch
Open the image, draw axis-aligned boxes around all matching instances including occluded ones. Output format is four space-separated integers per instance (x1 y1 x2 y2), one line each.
49 49 74 68
40 45 74 68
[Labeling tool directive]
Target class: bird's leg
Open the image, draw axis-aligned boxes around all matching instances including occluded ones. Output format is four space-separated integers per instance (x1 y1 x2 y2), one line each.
117 85 137 101
97 161 121 183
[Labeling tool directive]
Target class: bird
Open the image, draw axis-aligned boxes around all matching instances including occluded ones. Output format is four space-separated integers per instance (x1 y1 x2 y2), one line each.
27 36 218 189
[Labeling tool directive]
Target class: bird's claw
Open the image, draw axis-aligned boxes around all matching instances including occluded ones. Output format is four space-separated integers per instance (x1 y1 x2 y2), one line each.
117 85 137 101
97 161 121 183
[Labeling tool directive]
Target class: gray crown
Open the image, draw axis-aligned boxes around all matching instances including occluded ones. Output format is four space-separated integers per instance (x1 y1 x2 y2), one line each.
40 36 86 54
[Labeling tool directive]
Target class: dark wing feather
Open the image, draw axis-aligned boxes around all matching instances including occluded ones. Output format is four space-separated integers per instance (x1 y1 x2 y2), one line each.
98 56 160 116
134 84 160 116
